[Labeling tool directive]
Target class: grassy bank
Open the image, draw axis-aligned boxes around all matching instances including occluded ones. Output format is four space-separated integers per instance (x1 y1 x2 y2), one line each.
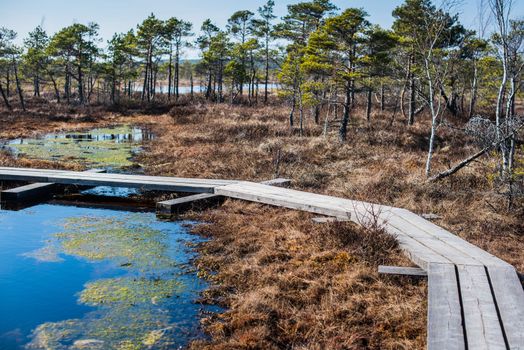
1 98 522 349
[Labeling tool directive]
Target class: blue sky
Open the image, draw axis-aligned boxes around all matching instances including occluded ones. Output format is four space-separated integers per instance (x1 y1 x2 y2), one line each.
1 0 522 58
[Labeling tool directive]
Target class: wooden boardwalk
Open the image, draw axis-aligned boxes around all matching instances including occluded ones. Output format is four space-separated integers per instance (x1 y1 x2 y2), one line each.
1 167 523 350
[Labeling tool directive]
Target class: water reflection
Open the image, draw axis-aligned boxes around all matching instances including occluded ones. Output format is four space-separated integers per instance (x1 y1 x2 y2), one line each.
4 126 154 169
0 205 217 350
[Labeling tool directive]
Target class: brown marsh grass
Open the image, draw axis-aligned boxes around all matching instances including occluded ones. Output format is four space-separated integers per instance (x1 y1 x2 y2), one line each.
1 97 523 349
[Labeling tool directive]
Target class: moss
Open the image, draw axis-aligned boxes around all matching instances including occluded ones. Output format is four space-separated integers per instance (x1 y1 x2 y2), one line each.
79 277 183 306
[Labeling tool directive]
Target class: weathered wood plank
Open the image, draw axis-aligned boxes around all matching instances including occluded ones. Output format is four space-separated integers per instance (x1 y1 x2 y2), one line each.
382 213 483 266
157 193 225 216
1 168 105 201
0 167 230 193
157 178 291 216
458 265 506 350
215 182 451 269
427 263 465 350
392 209 511 268
215 181 366 219
1 182 56 200
394 234 452 270
0 167 235 186
487 265 524 349
378 265 427 277
311 217 351 223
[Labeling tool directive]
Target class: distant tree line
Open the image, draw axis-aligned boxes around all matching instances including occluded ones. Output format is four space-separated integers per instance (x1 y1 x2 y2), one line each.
0 0 523 187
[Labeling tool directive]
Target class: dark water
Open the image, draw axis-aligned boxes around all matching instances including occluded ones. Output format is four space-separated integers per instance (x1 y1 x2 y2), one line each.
0 204 217 350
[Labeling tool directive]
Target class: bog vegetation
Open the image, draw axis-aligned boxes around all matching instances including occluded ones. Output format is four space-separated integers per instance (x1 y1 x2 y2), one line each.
0 1 523 348
0 0 523 206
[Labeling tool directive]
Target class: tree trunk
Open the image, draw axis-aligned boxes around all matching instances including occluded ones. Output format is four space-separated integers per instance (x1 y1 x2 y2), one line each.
34 75 40 97
142 58 148 101
314 105 320 124
65 66 70 103
264 36 269 103
298 89 304 136
495 52 508 172
366 88 372 125
206 70 212 100
380 82 385 111
6 68 10 97
0 83 11 109
190 70 194 100
49 73 60 103
408 53 416 125
77 59 84 104
339 87 351 142
289 95 295 128
175 47 180 100
168 48 173 99
13 58 25 111
425 57 438 177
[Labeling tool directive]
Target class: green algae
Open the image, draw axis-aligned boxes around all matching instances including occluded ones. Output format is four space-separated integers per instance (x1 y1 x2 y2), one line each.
27 306 176 350
26 320 84 350
22 244 64 262
25 214 196 350
7 125 145 168
79 277 183 306
55 216 176 272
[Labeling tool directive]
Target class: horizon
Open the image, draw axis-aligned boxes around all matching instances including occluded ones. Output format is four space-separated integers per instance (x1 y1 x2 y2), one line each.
2 0 523 59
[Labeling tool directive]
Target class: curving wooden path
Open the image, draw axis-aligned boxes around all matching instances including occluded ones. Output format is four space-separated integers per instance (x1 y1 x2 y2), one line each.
1 167 523 350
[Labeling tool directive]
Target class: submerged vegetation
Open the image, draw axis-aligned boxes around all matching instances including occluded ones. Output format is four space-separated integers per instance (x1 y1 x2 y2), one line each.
22 214 206 350
57 216 174 270
0 0 522 348
6 125 148 169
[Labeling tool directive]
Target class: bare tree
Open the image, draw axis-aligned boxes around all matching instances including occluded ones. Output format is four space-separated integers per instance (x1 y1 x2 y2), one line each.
419 0 465 176
489 0 514 173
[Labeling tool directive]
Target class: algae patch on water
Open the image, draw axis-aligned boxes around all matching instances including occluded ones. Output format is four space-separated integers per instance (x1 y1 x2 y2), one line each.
24 213 203 350
7 125 150 168
79 277 183 306
56 216 176 271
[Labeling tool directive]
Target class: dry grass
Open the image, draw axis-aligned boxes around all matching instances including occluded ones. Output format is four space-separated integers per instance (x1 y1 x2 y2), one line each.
1 97 523 349
189 201 426 350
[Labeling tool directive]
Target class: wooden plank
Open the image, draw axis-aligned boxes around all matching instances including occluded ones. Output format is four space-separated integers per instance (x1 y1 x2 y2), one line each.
214 181 366 219
1 168 105 201
0 167 236 186
157 193 224 216
427 263 465 350
487 265 524 349
458 265 506 350
391 209 511 268
0 168 226 193
379 213 481 266
378 265 427 277
311 217 351 223
157 178 291 216
1 182 56 200
385 224 453 270
260 178 291 187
